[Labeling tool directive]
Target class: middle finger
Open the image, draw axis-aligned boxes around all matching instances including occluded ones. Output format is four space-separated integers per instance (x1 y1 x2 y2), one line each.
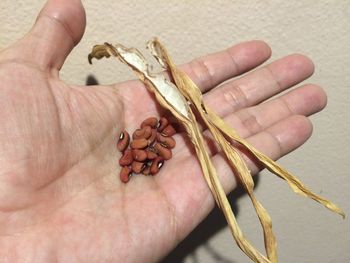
204 54 315 117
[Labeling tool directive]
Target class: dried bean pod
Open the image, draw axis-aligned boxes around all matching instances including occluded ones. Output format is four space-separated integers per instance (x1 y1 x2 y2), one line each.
141 117 158 128
146 149 158 160
120 166 132 183
157 117 169 132
117 131 130 152
130 138 148 149
154 143 172 160
132 126 152 140
131 161 146 173
156 133 176 149
161 124 176 137
132 149 148 162
119 149 133 166
150 157 164 175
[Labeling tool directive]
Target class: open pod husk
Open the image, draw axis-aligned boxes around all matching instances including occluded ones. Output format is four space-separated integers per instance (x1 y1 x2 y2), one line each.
88 39 344 263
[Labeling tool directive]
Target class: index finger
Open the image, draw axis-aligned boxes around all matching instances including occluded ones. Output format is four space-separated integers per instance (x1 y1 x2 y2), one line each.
180 40 272 93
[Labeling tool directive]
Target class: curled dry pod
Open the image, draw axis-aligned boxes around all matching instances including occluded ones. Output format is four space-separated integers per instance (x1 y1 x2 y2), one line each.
120 166 132 183
154 143 172 160
119 149 133 166
117 131 130 152
132 149 148 162
157 117 169 132
130 138 148 149
141 117 158 128
132 126 152 140
161 124 176 137
131 161 146 174
157 133 176 149
146 149 158 160
150 157 164 175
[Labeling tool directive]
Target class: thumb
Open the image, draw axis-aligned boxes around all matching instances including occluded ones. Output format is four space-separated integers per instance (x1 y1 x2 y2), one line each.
19 0 86 70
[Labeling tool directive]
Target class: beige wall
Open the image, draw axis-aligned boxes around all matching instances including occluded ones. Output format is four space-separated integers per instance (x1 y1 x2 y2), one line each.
1 1 349 262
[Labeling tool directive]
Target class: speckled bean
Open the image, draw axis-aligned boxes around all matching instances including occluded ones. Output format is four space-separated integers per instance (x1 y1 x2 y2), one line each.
146 149 158 160
156 133 176 149
161 124 176 137
154 143 172 160
150 157 164 175
132 126 152 140
157 117 169 132
132 149 147 162
131 161 146 173
141 117 158 129
130 138 148 149
142 165 151 175
120 166 132 183
117 131 130 152
148 129 157 146
119 149 133 166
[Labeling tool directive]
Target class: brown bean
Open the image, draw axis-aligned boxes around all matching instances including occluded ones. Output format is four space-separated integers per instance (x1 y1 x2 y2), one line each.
133 129 142 139
156 133 176 149
131 161 146 174
150 157 164 175
141 117 158 128
120 166 132 183
132 149 147 162
146 149 158 160
142 165 151 175
154 143 172 160
157 117 169 132
119 149 133 166
132 126 152 140
117 131 130 152
161 124 176 137
148 129 157 146
130 138 148 149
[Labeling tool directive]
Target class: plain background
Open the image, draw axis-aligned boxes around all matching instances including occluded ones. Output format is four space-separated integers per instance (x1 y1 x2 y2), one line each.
1 1 349 262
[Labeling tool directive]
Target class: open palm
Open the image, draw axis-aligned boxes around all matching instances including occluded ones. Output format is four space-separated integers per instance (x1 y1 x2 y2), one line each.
0 0 327 262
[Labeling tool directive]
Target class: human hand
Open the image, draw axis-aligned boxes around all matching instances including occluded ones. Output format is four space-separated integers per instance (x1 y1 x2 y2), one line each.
0 0 326 262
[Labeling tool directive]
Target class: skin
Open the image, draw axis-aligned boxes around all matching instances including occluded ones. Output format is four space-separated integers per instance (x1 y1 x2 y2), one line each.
0 0 327 262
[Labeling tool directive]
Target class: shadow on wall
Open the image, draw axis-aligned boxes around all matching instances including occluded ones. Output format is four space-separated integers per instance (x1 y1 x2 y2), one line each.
161 175 260 263
86 74 99 86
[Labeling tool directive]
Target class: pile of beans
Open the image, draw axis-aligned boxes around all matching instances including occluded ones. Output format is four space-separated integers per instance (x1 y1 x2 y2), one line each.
117 117 176 183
